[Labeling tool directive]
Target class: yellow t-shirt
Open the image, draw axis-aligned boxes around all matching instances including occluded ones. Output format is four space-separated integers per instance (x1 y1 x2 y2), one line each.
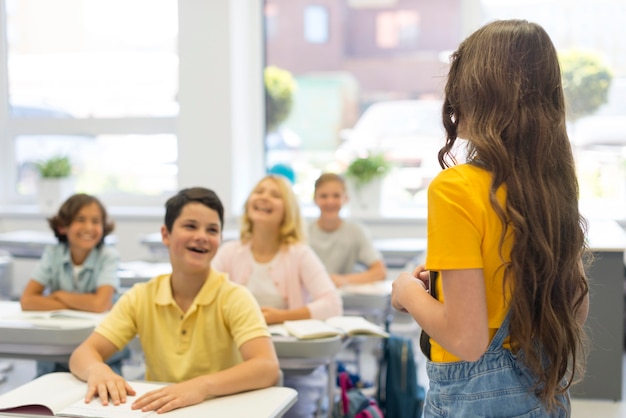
96 270 270 382
425 163 513 362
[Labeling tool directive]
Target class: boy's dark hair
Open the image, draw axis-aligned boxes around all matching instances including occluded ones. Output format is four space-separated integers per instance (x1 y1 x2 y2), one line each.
164 187 224 232
48 193 114 246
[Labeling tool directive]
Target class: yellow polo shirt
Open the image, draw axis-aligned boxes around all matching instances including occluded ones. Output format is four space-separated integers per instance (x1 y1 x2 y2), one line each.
95 269 270 383
426 164 513 362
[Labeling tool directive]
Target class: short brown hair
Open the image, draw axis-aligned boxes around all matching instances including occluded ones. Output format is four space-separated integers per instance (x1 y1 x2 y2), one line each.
48 193 114 246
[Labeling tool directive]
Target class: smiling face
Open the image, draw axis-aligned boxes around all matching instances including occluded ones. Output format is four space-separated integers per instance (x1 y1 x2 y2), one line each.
246 178 285 229
161 202 222 274
314 179 347 219
59 201 104 265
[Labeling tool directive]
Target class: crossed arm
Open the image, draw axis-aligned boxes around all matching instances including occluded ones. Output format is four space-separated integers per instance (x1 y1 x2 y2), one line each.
20 280 115 313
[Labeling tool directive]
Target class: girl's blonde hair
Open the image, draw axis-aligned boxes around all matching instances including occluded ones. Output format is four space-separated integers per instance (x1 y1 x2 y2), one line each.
240 174 305 245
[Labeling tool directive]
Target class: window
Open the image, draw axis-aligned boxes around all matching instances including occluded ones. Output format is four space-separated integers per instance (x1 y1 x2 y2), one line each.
2 0 178 205
376 10 420 49
1 2 265 217
264 0 626 221
265 3 279 41
304 5 330 44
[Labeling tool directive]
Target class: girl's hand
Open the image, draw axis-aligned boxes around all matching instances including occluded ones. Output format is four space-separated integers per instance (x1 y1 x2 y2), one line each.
132 379 206 414
261 306 286 324
84 363 136 406
411 264 430 292
391 270 427 312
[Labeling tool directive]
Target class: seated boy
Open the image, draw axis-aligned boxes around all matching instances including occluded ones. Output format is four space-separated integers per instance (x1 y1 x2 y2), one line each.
69 187 280 414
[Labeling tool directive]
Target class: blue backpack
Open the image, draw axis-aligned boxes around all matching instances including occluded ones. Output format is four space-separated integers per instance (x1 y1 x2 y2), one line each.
376 335 425 418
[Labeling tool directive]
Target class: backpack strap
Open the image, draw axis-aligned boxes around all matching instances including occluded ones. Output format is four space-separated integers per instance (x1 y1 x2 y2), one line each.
419 270 438 359
419 271 512 358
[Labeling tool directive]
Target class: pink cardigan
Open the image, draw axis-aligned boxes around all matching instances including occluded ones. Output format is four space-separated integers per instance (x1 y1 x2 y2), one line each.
212 241 343 320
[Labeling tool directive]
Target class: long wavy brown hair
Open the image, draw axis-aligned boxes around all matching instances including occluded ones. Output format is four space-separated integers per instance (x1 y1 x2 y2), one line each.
439 19 589 411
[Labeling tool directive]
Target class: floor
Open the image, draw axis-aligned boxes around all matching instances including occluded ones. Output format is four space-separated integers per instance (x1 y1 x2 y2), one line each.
2 337 626 417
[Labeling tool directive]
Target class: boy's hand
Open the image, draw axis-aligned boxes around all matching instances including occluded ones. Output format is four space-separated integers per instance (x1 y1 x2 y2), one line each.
84 363 136 406
330 274 347 288
132 379 206 414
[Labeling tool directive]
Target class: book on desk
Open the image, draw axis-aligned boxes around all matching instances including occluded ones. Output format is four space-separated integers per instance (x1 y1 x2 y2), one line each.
0 372 160 417
0 372 298 418
0 309 105 331
269 316 389 340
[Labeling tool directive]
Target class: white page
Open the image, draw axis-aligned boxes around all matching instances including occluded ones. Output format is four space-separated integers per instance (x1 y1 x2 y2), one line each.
282 319 343 339
325 316 389 337
0 372 84 414
267 324 290 337
59 381 162 418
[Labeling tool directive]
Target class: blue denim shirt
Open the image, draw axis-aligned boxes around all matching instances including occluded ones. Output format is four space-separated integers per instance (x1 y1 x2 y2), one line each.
31 243 120 292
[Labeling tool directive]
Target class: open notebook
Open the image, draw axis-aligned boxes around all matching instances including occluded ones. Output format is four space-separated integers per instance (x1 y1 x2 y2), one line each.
269 316 389 340
0 310 106 330
0 372 164 417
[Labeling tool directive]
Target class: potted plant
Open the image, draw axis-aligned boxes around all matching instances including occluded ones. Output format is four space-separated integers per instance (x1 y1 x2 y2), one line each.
344 153 391 217
35 155 75 213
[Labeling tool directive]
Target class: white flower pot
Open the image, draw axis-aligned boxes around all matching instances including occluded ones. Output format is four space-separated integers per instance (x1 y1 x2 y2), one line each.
347 178 382 218
37 177 75 214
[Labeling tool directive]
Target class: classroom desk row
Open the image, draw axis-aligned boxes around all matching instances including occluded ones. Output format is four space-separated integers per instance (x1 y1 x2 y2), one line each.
138 231 427 269
2 219 625 401
0 300 383 418
0 228 418 273
0 372 297 418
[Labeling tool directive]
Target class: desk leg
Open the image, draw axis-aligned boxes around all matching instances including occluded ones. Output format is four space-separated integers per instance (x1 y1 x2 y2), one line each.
327 357 336 418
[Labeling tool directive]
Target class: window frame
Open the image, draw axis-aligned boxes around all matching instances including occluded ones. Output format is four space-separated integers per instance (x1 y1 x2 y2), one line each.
0 0 266 217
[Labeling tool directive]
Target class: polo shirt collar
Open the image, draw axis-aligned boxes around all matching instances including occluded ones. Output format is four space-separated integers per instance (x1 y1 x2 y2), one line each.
154 269 224 307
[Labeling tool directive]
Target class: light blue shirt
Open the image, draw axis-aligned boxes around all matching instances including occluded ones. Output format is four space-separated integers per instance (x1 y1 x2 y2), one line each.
31 243 120 292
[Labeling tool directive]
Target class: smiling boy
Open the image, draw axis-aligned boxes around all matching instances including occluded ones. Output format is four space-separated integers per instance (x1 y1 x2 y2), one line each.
69 187 279 414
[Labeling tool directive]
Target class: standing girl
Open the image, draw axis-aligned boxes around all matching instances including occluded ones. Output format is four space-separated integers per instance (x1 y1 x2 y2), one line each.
20 193 121 375
391 20 589 417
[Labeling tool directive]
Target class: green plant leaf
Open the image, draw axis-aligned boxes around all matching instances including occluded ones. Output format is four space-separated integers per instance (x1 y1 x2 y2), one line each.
345 154 391 188
36 156 72 178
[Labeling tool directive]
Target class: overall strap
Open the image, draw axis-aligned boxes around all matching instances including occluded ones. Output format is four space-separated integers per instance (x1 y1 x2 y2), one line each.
487 309 511 351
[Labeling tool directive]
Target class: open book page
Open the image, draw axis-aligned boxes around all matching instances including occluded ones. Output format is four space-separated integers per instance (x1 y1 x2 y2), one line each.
58 381 161 418
0 373 162 417
0 310 105 329
282 319 344 339
0 372 85 415
17 310 107 322
325 316 389 338
267 324 291 337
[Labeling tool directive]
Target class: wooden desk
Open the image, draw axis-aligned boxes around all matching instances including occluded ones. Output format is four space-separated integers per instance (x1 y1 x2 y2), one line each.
118 261 171 289
0 302 98 362
0 372 297 418
570 219 626 401
341 281 391 325
373 237 427 268
272 335 345 418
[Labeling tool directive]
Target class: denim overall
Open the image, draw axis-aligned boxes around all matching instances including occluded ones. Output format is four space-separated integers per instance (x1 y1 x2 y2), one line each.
423 312 570 417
